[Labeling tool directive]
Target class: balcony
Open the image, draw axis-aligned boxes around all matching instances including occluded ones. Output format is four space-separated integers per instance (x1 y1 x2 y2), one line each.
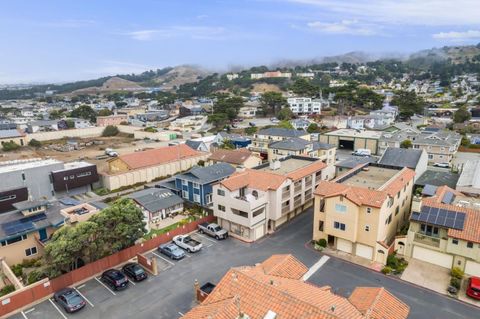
282 191 290 200
281 205 290 214
294 184 302 194
414 233 440 248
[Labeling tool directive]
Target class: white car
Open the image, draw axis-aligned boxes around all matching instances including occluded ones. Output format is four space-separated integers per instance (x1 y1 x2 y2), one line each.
433 162 450 168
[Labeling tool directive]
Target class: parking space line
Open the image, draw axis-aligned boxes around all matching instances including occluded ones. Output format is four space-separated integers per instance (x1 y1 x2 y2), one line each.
49 299 68 319
20 311 28 319
24 308 35 314
128 279 136 286
77 284 86 289
152 252 175 266
74 287 94 307
95 277 117 296
195 232 217 244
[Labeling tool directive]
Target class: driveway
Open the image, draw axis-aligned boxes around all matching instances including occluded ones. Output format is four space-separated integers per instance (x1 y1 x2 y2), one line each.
401 259 450 294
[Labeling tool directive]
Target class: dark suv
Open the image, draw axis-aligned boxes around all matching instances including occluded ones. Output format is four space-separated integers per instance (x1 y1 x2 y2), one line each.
101 269 129 290
53 288 86 313
122 263 147 282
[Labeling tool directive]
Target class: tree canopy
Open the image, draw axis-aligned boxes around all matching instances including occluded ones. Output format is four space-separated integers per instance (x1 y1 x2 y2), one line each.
453 106 471 123
70 105 97 122
277 107 293 121
400 139 413 149
391 91 426 118
260 92 287 116
290 78 319 96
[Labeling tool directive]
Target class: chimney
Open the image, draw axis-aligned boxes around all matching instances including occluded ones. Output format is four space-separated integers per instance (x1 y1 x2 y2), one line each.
411 196 422 212
269 160 281 170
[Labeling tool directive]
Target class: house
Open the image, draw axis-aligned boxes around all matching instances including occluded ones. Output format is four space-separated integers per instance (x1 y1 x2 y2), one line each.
160 163 236 207
415 169 460 190
457 160 480 196
96 114 128 127
404 186 480 276
313 163 415 264
238 106 258 118
0 129 26 147
290 118 310 130
179 105 206 118
26 120 59 133
378 147 428 181
208 148 262 169
251 71 292 79
320 129 382 155
128 188 183 230
249 128 310 159
60 203 100 225
336 156 377 176
103 144 210 190
287 97 323 115
213 156 328 241
214 132 252 149
183 254 409 319
185 140 209 152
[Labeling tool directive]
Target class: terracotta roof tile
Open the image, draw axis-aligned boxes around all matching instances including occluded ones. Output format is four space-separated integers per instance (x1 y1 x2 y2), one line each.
209 149 258 165
348 287 410 319
220 169 287 191
113 144 204 170
260 254 308 279
315 181 388 208
287 159 327 181
378 168 416 197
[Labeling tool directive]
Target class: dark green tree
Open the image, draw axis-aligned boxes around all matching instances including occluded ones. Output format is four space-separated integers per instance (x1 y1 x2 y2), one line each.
102 125 119 137
28 139 42 148
400 139 413 149
70 105 97 122
391 91 426 118
260 92 287 116
290 78 319 96
277 107 293 120
97 109 113 116
453 106 471 123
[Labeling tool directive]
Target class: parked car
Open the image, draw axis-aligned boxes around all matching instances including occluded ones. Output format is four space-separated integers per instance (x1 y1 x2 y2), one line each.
249 122 256 127
173 234 203 253
122 262 148 282
53 288 86 313
101 269 129 290
467 276 480 300
198 222 228 240
352 149 371 157
105 148 118 157
270 117 279 123
433 162 450 168
158 243 186 260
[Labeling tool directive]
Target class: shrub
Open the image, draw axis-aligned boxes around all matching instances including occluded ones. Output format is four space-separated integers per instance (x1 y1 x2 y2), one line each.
28 139 42 148
93 188 109 196
2 141 20 151
144 126 158 133
197 160 205 167
451 267 464 279
450 277 461 289
245 126 257 135
27 270 46 285
102 125 119 137
387 254 400 269
381 266 393 275
0 285 15 297
317 238 327 248
11 264 23 277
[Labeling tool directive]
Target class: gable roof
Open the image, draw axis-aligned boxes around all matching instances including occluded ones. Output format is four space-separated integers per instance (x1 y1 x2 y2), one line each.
257 127 309 138
348 287 410 319
114 144 203 170
209 149 257 165
220 169 287 191
179 163 235 184
0 129 24 139
336 156 377 169
127 188 183 212
378 147 425 169
185 140 205 150
269 137 311 151
315 181 388 208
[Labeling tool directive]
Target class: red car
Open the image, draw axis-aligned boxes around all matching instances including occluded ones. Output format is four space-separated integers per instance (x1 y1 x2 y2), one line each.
467 276 480 300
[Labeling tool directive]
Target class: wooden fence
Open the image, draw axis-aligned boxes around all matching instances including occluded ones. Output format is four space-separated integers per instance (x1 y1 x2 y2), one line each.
0 215 215 318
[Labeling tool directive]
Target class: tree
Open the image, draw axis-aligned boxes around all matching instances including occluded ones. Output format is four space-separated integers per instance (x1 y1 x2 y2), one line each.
102 125 119 137
290 78 319 96
307 123 320 133
28 139 42 148
276 120 294 129
70 105 96 122
400 139 413 149
220 139 235 150
207 113 228 129
391 91 426 118
260 92 287 116
277 107 293 121
213 96 244 121
97 109 112 116
65 119 75 128
245 126 257 135
453 106 471 123
2 141 20 151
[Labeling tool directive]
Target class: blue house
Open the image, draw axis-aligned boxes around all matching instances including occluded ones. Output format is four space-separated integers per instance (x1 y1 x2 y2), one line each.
158 163 235 207
214 132 252 149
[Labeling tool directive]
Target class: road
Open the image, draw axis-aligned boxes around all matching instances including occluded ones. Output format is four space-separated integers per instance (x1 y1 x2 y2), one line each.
10 209 479 319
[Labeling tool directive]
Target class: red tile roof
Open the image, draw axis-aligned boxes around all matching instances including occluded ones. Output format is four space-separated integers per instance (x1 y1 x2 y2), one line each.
114 144 204 170
378 168 416 197
220 169 287 191
349 287 410 319
315 181 388 208
287 159 327 181
209 149 258 165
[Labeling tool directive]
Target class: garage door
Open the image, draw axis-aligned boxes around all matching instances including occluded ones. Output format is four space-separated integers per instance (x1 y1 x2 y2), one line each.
337 238 352 254
356 244 373 260
412 246 453 269
465 261 480 277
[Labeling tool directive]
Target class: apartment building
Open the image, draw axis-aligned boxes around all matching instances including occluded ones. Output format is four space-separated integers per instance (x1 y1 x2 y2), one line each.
208 148 262 169
404 185 480 276
249 127 310 159
268 138 336 169
313 163 415 264
250 71 292 79
183 254 410 319
213 156 327 242
379 130 461 163
287 97 324 115
96 114 128 127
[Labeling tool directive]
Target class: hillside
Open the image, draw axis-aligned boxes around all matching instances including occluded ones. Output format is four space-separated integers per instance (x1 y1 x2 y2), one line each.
69 77 144 95
410 44 480 65
152 65 210 91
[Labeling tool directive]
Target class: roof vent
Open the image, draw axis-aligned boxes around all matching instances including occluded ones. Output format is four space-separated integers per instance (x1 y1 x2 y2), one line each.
269 160 281 170
263 310 277 319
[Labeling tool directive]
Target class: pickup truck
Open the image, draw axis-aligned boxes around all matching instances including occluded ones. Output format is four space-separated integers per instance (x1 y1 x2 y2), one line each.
198 223 228 240
173 235 203 253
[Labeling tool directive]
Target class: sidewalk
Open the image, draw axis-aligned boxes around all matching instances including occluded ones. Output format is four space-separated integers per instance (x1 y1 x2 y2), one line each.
321 247 384 272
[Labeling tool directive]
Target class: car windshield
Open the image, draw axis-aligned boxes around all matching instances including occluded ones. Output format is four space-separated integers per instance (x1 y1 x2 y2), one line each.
133 266 144 275
213 226 221 232
65 293 83 305
471 286 480 293
109 271 124 280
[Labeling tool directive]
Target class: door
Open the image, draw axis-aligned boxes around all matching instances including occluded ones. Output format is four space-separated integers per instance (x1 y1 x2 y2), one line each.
336 238 352 254
465 261 480 277
254 225 265 240
39 229 48 241
412 246 453 269
356 244 373 260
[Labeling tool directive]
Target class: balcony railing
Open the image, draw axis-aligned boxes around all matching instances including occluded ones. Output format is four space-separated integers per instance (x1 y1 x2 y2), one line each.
281 205 290 214
414 233 440 248
294 185 302 194
282 191 290 199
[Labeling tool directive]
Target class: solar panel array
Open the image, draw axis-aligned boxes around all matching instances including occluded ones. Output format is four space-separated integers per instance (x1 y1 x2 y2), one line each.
1 213 47 236
411 205 465 230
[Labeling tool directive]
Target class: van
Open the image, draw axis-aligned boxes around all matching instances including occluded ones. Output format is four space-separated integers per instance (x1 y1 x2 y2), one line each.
352 149 371 157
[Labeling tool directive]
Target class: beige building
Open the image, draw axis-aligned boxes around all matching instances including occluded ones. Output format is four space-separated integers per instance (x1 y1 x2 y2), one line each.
213 156 328 242
313 163 415 264
208 148 262 169
249 128 310 159
404 186 480 276
0 129 26 148
96 114 128 127
320 129 381 155
60 203 99 224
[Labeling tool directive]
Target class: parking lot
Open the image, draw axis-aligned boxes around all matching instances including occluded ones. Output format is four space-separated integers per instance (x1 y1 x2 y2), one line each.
7 209 480 319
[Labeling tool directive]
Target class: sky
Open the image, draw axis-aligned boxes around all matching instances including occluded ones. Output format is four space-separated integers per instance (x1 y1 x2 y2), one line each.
1 0 480 84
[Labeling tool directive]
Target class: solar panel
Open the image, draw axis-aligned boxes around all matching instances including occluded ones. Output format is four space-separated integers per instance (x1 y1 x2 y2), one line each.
1 213 47 236
422 184 438 196
442 191 455 204
410 205 465 230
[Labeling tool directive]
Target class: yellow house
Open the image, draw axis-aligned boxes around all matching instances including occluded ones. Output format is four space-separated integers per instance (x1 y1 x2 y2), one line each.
249 128 310 159
0 129 26 148
313 163 415 264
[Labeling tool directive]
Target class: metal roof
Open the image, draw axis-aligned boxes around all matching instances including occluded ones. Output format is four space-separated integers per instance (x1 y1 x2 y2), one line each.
128 188 183 213
378 147 424 169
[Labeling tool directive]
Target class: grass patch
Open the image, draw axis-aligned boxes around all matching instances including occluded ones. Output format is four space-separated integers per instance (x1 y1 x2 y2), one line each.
143 216 197 240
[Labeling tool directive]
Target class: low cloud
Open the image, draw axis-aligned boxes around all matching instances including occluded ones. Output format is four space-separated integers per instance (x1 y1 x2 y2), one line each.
306 20 378 36
124 26 227 41
433 30 480 41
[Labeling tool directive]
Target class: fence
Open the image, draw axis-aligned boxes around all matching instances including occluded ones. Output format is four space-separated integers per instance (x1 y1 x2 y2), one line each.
0 215 215 318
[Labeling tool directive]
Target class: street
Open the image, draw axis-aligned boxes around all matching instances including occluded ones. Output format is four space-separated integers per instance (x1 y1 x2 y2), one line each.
9 208 479 319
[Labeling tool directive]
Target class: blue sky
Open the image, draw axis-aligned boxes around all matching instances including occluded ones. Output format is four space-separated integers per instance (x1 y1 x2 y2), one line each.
1 0 480 84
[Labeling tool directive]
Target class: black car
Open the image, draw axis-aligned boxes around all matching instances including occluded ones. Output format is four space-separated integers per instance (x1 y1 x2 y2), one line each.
101 269 129 290
122 263 147 282
53 288 86 313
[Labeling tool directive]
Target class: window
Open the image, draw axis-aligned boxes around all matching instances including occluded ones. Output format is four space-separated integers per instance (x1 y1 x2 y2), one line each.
21 173 25 181
76 171 92 178
0 194 16 202
428 154 433 160
193 194 201 203
395 206 399 216
217 189 225 196
232 209 248 218
318 220 324 231
333 221 346 231
193 182 200 189
365 225 370 232
366 208 371 214
182 190 188 199
335 204 347 213
452 239 459 245
385 214 392 225
25 247 37 257
181 180 188 187
63 176 68 181
253 208 264 217
69 175 75 179
467 242 474 248
218 205 226 212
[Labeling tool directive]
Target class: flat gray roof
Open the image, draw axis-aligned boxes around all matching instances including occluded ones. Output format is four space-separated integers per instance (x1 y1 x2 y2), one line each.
341 166 398 189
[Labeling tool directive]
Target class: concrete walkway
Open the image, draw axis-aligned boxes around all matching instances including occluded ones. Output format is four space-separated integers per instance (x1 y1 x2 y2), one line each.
401 259 450 294
321 247 383 271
